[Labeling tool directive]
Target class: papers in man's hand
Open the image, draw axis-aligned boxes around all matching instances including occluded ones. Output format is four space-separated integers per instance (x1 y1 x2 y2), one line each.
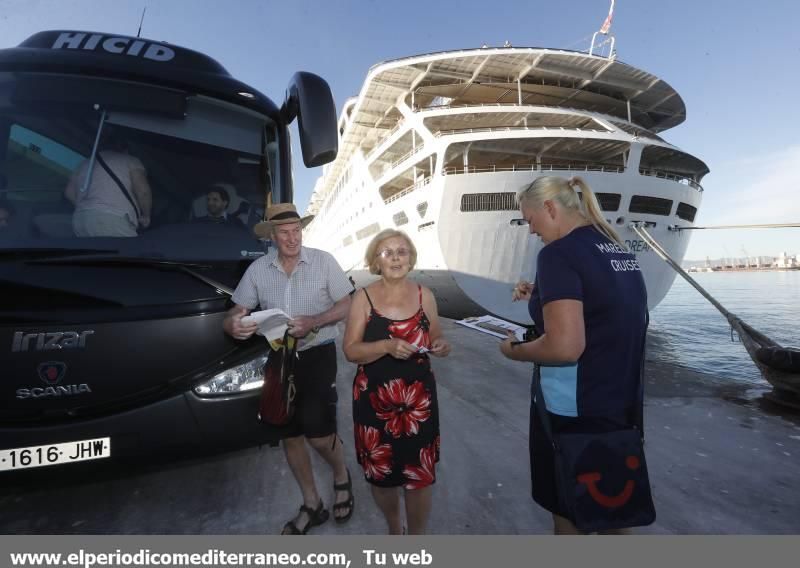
455 315 527 341
242 309 291 342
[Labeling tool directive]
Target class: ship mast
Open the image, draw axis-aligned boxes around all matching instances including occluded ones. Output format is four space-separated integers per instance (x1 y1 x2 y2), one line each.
589 0 616 58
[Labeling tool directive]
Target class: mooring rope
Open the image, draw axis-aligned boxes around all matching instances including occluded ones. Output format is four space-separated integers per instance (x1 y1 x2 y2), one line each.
671 222 800 231
630 222 800 404
630 222 731 318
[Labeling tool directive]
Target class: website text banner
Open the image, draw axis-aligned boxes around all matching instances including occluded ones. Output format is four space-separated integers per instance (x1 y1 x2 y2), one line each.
1 536 795 568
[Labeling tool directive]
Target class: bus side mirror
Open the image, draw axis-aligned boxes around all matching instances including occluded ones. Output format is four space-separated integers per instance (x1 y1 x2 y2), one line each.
281 72 338 168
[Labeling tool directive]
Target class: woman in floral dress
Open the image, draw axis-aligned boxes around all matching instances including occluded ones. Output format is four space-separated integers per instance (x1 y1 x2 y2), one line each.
343 229 450 535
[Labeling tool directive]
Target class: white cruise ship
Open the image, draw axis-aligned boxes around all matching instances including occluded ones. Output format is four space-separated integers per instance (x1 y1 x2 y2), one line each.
304 42 709 323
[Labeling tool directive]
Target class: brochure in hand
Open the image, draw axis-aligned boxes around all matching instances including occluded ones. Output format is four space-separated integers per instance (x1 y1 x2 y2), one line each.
242 309 291 342
455 315 527 341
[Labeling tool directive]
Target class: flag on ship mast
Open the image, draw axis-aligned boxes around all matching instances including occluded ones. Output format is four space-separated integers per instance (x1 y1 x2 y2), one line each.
599 0 615 34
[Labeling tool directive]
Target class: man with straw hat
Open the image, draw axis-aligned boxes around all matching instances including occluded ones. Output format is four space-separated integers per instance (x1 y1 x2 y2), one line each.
224 202 355 534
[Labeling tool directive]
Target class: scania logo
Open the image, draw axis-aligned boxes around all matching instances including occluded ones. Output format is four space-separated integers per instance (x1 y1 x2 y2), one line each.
37 361 67 385
51 32 175 62
17 361 91 400
11 330 94 353
16 384 92 400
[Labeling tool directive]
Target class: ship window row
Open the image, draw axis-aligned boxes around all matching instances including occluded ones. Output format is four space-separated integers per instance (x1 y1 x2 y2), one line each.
460 192 518 212
594 193 622 211
321 165 354 217
356 222 380 241
457 192 619 213
676 202 698 222
575 192 622 212
333 201 374 236
337 199 696 246
459 191 697 220
628 195 673 216
391 200 431 228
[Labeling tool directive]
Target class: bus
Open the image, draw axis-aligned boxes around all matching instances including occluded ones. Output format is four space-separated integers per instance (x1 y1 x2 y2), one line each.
0 30 337 473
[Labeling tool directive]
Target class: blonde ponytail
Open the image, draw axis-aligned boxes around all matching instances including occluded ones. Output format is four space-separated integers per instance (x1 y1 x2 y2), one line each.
568 176 625 247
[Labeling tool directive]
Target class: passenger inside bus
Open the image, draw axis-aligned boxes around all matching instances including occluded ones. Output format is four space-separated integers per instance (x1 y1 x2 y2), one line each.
190 182 249 231
64 132 153 238
0 199 13 230
2 103 273 258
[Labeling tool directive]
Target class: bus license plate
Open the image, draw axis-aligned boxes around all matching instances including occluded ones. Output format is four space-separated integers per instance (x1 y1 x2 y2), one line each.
0 438 111 471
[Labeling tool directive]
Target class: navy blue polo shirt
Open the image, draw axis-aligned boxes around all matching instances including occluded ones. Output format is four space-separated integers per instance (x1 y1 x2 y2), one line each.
528 225 648 417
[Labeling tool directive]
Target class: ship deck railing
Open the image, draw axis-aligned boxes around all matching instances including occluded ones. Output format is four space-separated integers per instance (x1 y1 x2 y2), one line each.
441 163 626 175
433 126 608 137
364 102 639 164
639 168 704 192
364 121 409 163
416 102 666 135
383 176 433 204
388 144 427 172
415 101 622 121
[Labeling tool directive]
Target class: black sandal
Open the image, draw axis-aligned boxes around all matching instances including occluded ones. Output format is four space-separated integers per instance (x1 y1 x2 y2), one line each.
281 500 329 535
333 469 354 523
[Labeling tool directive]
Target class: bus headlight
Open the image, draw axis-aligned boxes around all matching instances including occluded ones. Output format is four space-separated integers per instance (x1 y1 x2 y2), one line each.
193 355 267 396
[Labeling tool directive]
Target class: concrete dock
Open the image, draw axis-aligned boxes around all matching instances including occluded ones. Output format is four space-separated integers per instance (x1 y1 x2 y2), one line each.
1 318 798 534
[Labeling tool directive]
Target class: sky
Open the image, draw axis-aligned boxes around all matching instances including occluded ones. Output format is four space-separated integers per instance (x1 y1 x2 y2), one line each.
1 0 798 260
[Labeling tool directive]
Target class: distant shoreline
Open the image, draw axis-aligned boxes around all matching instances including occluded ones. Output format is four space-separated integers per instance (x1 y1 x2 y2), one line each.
684 266 800 273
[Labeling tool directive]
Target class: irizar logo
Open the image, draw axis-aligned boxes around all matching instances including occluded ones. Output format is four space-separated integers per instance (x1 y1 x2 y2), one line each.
12 331 94 353
51 32 175 62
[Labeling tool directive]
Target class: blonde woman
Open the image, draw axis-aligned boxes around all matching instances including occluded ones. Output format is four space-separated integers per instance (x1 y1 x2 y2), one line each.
500 176 648 535
343 229 450 535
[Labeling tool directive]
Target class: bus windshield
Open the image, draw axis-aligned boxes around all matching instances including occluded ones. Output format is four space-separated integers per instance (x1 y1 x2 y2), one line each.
0 72 278 262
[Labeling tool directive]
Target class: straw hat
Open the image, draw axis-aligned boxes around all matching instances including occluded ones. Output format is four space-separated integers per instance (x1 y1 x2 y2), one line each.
253 203 313 238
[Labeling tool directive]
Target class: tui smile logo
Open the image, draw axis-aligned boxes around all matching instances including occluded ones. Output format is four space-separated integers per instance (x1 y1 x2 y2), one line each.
37 361 67 385
577 455 641 508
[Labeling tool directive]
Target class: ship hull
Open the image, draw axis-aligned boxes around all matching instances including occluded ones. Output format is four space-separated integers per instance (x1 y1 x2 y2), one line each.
309 168 701 323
